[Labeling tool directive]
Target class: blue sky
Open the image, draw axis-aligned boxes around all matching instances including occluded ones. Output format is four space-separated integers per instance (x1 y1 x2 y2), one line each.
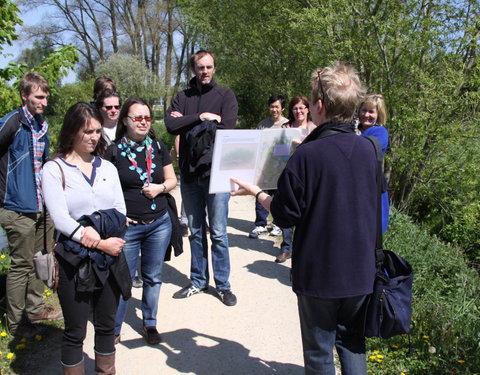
0 5 76 84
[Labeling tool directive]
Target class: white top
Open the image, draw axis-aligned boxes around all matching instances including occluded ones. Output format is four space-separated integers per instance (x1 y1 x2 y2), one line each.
42 157 126 242
256 116 289 129
103 126 117 145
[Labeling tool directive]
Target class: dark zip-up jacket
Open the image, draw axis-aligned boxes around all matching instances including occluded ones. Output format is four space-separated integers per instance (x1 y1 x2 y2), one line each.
165 77 238 182
0 108 49 213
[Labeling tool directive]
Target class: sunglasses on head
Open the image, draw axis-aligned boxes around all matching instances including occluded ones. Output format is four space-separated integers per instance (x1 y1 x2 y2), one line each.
128 115 152 122
104 105 120 110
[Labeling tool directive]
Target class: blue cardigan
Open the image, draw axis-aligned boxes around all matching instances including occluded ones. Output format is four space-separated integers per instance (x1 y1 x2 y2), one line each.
361 126 389 233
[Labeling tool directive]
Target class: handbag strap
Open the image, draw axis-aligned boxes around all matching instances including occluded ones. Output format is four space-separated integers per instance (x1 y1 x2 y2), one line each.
364 136 385 269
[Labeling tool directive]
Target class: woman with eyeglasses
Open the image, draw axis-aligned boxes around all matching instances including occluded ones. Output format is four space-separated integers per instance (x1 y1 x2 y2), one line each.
358 94 390 232
96 89 122 145
286 94 316 132
105 97 177 345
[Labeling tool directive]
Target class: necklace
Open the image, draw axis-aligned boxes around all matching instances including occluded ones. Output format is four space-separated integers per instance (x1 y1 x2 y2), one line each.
118 135 158 210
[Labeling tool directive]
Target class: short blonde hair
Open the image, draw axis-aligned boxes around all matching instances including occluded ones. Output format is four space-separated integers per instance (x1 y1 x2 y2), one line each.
359 94 387 125
311 62 365 123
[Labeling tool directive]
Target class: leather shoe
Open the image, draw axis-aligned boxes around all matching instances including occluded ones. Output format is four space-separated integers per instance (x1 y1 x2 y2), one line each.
143 326 161 345
275 252 292 263
29 305 63 323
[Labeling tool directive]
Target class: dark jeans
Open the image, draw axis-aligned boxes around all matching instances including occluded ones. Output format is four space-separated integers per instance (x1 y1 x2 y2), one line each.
297 294 367 375
254 189 275 226
57 255 120 365
280 227 293 254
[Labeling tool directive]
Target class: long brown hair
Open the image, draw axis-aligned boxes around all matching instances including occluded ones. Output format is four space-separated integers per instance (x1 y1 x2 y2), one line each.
55 102 106 158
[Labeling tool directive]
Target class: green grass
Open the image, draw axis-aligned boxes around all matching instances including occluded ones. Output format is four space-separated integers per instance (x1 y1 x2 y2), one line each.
366 209 480 374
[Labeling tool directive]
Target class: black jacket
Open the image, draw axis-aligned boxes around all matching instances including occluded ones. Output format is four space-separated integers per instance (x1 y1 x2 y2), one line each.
165 77 238 182
55 209 132 299
271 122 377 299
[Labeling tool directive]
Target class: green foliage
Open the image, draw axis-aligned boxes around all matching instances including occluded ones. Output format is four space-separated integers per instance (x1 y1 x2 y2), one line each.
178 0 480 264
366 209 480 374
95 54 164 105
0 0 21 53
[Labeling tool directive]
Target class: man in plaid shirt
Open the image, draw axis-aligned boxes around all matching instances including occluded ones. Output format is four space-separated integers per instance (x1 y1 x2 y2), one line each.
0 72 62 337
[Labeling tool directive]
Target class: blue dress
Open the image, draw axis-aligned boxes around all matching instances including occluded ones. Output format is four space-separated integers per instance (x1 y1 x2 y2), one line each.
362 126 390 233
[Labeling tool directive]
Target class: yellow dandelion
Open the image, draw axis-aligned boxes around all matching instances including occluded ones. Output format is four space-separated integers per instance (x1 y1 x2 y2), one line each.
457 360 465 364
401 372 407 375
42 295 46 298
376 359 383 363
368 356 376 361
391 344 399 349
46 292 52 296
44 289 49 293
377 355 384 359
20 337 27 343
6 353 14 359
15 344 25 350
422 335 429 339
0 332 7 337
0 254 5 259
34 335 42 341
373 350 380 354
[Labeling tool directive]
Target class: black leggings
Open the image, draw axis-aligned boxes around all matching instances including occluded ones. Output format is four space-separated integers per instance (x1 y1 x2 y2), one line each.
57 255 120 365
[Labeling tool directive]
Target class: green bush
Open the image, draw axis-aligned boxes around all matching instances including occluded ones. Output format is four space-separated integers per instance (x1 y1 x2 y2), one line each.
366 209 480 374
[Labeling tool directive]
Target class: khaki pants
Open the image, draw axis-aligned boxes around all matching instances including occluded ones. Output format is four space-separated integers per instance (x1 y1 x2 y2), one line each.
0 208 54 330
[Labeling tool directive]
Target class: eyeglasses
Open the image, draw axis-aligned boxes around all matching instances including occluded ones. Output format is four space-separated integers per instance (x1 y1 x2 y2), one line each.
104 105 120 110
292 106 307 111
128 115 152 122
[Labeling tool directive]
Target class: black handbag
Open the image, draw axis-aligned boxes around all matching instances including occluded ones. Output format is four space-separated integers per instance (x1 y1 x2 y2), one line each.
360 136 414 339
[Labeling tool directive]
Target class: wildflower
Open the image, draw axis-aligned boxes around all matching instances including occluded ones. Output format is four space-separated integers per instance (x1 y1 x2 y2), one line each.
391 344 399 349
20 337 27 343
428 346 436 354
376 359 383 363
15 344 25 350
6 353 14 359
368 356 376 361
42 295 46 299
373 350 380 354
44 289 49 293
457 360 465 364
401 372 406 375
46 292 52 296
0 332 6 337
0 254 5 259
34 335 42 341
376 355 384 359
422 335 429 339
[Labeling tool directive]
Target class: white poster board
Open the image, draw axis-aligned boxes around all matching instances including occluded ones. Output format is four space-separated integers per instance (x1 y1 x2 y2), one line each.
209 128 308 193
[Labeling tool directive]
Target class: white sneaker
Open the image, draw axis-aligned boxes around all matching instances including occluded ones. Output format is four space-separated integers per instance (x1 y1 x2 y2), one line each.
269 224 282 236
249 226 268 238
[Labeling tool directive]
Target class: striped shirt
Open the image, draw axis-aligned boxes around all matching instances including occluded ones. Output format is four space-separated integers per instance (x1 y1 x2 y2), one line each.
22 105 48 210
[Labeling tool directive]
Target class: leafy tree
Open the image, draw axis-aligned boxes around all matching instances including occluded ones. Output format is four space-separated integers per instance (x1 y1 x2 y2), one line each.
94 53 163 105
178 0 480 261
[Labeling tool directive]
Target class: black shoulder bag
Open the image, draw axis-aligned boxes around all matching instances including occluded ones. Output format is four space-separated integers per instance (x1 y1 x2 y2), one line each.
361 136 414 339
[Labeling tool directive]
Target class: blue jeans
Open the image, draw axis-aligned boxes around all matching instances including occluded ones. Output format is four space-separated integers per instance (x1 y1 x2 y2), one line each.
297 294 367 375
254 189 274 226
181 176 231 291
280 227 293 254
115 212 171 334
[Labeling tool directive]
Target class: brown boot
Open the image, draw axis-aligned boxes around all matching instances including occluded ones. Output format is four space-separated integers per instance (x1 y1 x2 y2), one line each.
95 351 115 374
62 358 85 375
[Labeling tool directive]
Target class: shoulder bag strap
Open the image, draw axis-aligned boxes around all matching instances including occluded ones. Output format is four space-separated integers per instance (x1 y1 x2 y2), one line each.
364 136 385 269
